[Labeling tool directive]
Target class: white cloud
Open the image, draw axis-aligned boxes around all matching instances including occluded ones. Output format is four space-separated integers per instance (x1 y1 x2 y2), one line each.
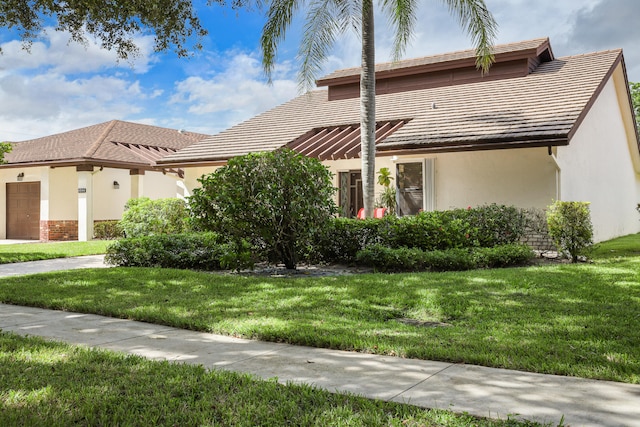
0 28 158 74
0 72 151 140
169 51 298 132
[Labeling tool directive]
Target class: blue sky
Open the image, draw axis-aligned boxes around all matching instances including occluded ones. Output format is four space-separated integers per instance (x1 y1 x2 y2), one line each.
1 0 639 141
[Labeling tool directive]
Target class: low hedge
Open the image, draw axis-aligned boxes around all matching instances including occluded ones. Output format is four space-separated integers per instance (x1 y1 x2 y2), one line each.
355 243 534 272
311 204 528 263
105 233 229 270
93 221 124 240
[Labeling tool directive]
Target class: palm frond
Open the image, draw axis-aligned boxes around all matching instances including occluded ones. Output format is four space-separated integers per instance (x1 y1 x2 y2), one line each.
442 0 497 72
298 0 352 92
261 0 303 82
381 0 418 62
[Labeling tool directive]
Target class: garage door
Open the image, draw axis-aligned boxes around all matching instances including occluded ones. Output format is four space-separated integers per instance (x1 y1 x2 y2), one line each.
6 182 41 240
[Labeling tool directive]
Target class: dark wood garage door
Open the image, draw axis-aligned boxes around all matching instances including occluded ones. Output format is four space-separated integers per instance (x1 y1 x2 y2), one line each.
6 182 41 240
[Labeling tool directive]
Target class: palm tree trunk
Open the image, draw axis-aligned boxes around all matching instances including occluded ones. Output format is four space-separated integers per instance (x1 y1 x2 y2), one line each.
360 0 376 219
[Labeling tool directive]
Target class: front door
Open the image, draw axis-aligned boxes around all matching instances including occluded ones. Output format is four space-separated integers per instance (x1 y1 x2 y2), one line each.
397 162 424 216
338 170 364 218
6 182 41 240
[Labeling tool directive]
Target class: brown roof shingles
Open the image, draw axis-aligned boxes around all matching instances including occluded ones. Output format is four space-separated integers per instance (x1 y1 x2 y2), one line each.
160 47 624 165
5 120 209 168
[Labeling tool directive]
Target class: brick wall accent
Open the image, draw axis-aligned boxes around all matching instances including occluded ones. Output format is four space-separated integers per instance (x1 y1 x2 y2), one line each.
521 231 556 252
40 220 79 242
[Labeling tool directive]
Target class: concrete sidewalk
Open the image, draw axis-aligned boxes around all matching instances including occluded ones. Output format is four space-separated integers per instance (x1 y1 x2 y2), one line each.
1 258 639 426
0 254 108 277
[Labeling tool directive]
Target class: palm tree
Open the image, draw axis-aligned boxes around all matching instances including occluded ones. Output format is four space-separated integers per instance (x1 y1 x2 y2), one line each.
260 0 497 218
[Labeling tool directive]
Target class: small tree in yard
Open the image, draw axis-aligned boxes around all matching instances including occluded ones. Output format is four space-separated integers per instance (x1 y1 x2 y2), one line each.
189 148 336 270
546 201 594 263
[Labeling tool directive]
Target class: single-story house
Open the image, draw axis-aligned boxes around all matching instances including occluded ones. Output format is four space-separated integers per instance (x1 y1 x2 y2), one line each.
0 120 208 241
159 38 640 243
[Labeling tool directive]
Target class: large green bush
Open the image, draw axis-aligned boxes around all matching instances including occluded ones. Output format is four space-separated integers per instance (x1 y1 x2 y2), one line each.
546 201 594 262
105 233 230 270
120 197 189 237
189 148 336 269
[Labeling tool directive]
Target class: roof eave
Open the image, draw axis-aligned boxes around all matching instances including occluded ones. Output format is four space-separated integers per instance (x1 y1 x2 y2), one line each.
0 158 157 170
376 137 569 156
156 158 230 168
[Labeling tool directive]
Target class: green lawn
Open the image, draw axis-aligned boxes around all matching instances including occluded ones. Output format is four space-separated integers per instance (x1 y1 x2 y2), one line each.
0 241 110 264
0 332 544 427
1 234 638 384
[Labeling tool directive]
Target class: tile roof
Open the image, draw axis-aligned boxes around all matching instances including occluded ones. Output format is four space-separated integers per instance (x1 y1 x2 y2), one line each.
317 38 552 85
3 120 209 169
160 44 625 166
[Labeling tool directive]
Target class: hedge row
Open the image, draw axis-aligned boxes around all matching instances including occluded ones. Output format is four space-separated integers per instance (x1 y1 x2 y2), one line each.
356 243 534 272
105 233 533 272
311 204 527 263
105 233 229 270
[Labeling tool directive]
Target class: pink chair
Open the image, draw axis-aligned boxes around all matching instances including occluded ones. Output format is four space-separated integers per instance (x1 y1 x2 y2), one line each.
374 207 386 218
357 208 365 219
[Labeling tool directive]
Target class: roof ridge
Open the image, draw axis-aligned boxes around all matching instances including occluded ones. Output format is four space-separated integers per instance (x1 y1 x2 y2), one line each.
317 37 551 81
557 48 623 60
84 120 119 158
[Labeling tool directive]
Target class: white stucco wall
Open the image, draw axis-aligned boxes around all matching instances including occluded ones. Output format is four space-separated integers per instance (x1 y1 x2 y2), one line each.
556 67 640 242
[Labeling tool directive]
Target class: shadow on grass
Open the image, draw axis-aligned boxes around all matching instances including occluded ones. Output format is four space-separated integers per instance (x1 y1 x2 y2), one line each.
0 259 638 383
0 332 535 427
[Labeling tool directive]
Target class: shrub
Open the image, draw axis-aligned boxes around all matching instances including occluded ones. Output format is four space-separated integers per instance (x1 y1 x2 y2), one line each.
120 197 190 238
189 148 336 270
463 204 527 247
386 210 473 250
104 233 231 270
546 201 594 262
355 243 533 272
473 244 535 268
310 218 386 263
93 221 124 240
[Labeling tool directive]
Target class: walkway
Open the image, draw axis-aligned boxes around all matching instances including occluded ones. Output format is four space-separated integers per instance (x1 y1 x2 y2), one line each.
1 256 639 427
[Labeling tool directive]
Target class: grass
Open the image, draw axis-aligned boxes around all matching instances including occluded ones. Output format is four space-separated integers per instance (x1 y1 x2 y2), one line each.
0 241 110 264
1 234 639 384
0 332 545 427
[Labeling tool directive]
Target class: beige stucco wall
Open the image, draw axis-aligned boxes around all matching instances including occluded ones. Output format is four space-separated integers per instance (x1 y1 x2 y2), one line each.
322 148 557 213
92 168 132 220
48 167 78 220
556 67 640 242
183 166 220 197
433 148 557 210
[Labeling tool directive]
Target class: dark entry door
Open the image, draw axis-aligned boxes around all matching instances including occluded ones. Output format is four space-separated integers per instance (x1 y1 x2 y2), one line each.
6 182 41 240
338 170 364 217
397 162 423 216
